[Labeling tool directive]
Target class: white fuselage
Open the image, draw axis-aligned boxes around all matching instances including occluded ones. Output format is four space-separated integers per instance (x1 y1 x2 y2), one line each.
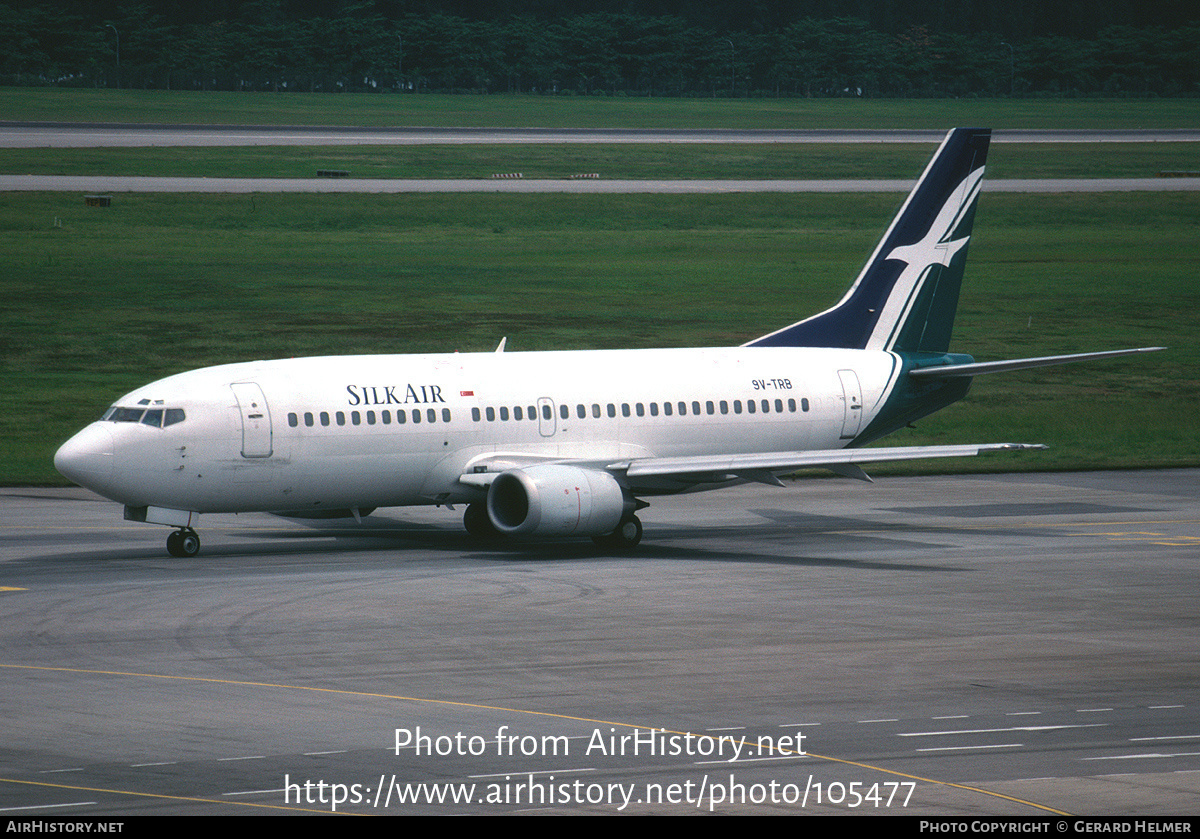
59 346 899 515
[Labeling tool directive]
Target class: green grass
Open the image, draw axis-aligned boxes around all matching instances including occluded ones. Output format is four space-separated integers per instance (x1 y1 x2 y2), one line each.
2 189 1196 484
3 142 1198 179
3 89 1195 482
3 87 1199 129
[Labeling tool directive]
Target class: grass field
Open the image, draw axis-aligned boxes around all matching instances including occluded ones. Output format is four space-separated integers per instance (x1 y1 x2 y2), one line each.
3 87 1199 129
2 189 1195 484
2 89 1196 484
3 142 1199 180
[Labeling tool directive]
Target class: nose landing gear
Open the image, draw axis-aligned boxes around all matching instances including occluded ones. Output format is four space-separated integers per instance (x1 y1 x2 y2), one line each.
166 528 201 558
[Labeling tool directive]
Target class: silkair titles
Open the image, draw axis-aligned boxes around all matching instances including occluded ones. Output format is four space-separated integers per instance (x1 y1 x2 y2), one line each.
346 384 446 406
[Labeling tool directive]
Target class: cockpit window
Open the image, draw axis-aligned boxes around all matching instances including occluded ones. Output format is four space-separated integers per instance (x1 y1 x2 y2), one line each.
103 406 186 426
110 407 145 423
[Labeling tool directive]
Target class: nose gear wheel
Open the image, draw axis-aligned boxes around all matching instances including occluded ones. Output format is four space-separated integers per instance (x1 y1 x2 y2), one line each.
166 528 201 557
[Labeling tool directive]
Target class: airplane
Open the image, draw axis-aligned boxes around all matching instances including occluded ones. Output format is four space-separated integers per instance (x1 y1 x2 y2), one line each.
54 127 1162 558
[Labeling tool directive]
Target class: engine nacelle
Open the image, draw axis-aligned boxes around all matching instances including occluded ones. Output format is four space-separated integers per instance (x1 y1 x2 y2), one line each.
487 465 628 537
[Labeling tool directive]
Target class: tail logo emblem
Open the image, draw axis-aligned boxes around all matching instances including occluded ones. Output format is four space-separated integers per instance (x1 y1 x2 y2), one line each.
869 166 986 351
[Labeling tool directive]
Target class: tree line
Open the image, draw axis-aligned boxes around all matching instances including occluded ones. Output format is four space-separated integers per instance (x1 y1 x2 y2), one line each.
3 1 1198 97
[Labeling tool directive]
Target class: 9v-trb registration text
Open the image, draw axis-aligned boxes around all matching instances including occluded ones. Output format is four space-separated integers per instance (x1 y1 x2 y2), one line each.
395 726 806 761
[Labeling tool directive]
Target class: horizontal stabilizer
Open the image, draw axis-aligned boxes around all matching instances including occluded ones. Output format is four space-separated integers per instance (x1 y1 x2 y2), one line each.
910 347 1165 379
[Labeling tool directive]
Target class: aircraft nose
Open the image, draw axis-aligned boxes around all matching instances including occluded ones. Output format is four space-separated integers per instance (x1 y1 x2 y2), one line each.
54 423 115 489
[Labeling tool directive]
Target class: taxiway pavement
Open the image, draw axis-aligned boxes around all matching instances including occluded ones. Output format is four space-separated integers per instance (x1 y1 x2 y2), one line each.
2 470 1197 815
5 124 1196 194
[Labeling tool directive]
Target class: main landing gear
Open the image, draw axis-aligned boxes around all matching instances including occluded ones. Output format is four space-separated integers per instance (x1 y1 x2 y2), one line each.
166 527 201 558
463 503 644 550
463 503 500 541
592 515 643 551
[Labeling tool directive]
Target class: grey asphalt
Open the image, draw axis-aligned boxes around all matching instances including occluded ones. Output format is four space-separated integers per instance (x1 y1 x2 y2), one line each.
5 124 1197 194
2 470 1197 815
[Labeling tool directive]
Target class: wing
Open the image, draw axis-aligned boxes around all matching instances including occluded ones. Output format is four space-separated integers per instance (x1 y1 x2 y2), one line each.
458 443 1046 494
610 443 1044 489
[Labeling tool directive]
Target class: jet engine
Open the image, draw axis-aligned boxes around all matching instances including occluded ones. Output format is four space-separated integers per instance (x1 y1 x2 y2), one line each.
486 464 629 537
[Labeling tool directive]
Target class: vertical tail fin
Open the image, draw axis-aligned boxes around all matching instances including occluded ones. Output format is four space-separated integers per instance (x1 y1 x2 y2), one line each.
745 128 990 353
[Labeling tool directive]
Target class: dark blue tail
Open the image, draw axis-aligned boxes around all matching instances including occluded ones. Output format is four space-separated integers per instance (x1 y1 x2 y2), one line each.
745 128 990 353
